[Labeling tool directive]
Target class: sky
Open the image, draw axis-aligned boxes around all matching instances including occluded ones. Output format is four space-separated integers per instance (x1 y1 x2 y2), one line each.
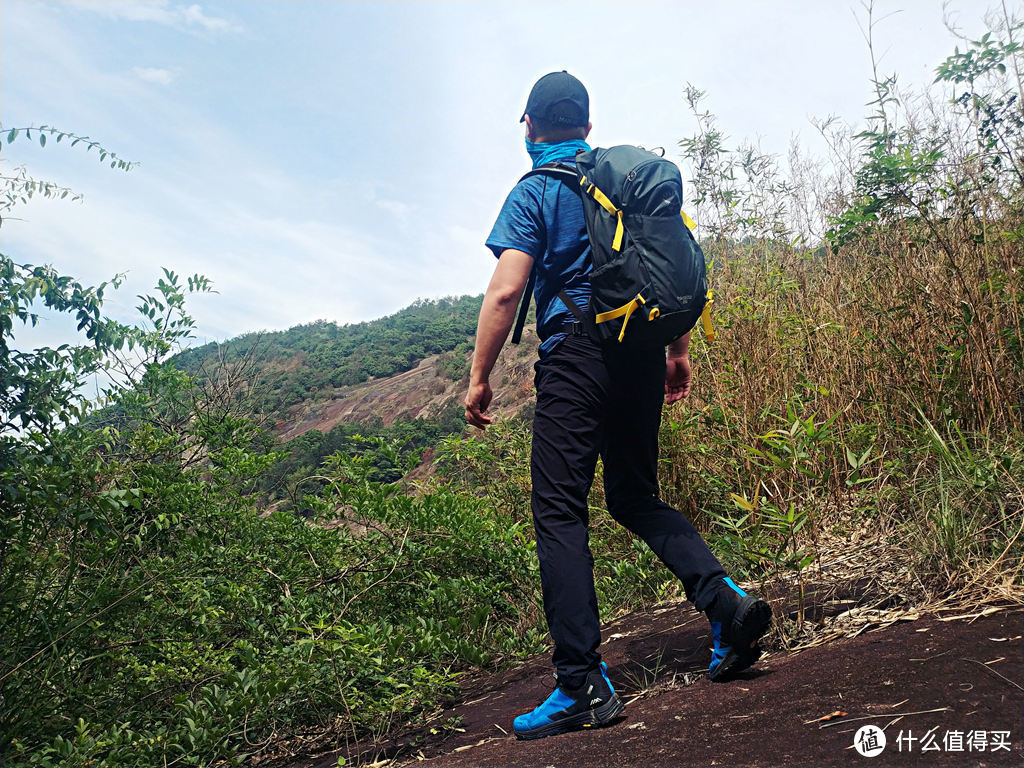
0 0 1003 350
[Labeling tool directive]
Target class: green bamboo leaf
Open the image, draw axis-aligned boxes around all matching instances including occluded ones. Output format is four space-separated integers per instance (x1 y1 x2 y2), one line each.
6 128 16 143
39 133 46 148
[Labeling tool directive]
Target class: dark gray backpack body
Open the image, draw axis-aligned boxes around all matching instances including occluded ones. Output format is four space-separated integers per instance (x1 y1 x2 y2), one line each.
519 145 708 347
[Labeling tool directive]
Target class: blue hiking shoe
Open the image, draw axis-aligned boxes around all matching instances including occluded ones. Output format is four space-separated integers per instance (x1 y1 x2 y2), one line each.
705 577 772 682
513 662 625 740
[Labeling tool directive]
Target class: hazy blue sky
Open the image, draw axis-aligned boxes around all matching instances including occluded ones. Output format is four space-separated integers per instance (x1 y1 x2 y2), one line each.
1 0 999 347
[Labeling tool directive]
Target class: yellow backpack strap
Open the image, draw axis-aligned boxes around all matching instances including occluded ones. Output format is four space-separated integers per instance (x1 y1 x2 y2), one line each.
595 293 646 343
580 175 625 252
680 209 715 342
701 289 715 342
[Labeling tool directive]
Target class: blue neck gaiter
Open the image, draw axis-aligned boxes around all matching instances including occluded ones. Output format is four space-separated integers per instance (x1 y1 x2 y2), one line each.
526 138 591 169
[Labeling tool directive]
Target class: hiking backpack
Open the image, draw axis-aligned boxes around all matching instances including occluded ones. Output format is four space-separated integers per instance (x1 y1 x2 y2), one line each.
511 145 712 347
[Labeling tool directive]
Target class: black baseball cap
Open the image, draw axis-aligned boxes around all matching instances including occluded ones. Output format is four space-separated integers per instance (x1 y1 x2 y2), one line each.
520 70 589 127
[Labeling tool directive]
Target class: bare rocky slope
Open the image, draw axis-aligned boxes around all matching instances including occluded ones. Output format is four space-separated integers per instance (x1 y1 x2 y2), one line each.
273 325 540 441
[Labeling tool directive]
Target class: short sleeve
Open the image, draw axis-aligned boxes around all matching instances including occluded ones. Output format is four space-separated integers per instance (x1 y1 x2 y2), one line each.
485 179 545 259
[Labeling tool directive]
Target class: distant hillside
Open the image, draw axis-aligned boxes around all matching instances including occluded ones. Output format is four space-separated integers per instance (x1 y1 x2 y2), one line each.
172 295 540 500
275 333 539 442
174 295 487 416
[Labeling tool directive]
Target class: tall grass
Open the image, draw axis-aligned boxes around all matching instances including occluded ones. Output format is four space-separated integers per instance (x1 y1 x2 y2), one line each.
658 5 1023 603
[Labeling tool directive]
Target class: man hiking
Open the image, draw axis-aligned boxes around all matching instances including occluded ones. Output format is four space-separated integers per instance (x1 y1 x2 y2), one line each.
465 70 772 740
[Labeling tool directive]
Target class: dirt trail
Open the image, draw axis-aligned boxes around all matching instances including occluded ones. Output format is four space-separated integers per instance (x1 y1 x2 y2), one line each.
306 606 1022 768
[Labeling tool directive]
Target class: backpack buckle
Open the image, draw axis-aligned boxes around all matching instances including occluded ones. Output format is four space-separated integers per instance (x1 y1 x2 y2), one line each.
569 321 585 336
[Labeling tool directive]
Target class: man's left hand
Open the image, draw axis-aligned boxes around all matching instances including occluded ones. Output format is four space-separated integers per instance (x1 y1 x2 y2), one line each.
665 354 692 404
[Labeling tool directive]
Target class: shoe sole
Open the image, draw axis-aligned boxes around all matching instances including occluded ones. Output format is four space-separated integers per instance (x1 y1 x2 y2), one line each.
513 693 626 740
709 596 772 682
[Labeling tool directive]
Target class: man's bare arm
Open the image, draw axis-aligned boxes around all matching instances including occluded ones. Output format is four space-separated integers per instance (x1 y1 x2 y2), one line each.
465 249 534 429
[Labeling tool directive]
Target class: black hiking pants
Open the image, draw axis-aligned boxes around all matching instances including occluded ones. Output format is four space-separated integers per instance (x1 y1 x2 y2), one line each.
531 334 726 689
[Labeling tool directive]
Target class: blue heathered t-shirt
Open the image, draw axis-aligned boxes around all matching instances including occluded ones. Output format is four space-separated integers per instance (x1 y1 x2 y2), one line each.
486 148 593 358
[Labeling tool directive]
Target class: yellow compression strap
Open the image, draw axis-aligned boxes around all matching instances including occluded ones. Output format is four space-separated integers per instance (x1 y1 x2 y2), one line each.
678 210 715 341
701 289 716 342
595 294 646 343
612 211 624 251
581 175 617 215
580 175 625 252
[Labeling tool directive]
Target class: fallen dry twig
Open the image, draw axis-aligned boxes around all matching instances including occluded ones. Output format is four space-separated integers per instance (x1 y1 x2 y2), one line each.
817 707 952 730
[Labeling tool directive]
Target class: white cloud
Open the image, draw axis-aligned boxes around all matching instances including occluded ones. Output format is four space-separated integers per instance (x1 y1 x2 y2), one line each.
133 66 177 85
180 4 234 32
374 198 409 217
79 2 242 34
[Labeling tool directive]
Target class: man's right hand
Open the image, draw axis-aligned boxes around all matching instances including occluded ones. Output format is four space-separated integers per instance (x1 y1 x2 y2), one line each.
465 380 494 429
463 249 533 431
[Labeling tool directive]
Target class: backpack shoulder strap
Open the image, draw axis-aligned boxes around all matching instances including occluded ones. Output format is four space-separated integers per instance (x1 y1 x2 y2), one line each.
510 268 536 345
519 161 581 193
509 162 582 345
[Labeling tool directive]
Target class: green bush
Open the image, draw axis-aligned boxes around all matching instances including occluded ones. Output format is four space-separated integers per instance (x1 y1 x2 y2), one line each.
1 263 544 767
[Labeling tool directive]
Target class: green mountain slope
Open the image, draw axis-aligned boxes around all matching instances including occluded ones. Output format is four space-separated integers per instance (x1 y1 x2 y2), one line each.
171 294 540 500
173 295 486 416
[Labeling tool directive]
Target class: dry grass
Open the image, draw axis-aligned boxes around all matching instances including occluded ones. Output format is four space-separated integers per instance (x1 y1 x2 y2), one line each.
660 11 1024 622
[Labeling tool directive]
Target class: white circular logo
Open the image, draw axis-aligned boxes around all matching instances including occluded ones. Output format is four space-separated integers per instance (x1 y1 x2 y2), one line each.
853 725 887 757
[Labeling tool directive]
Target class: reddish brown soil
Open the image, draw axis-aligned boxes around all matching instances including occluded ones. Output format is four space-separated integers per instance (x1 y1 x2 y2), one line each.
306 606 1022 768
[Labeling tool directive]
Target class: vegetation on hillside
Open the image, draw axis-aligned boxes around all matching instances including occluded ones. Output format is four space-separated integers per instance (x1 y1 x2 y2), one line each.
259 409 466 503
2 6 1022 766
172 297 482 415
159 298 484 503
